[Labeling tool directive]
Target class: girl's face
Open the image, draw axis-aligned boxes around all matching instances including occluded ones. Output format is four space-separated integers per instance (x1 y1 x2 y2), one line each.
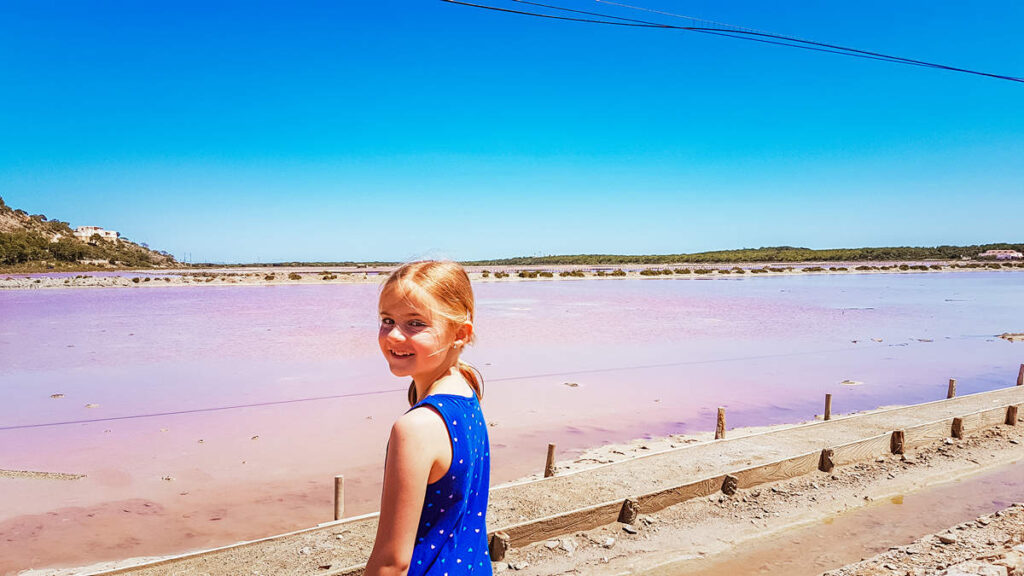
378 284 460 384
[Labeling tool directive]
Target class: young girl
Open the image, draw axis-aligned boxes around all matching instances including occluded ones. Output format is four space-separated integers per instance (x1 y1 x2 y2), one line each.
365 260 492 576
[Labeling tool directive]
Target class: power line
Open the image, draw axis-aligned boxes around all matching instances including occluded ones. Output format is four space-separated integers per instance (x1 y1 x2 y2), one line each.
441 0 666 28
595 0 798 38
504 0 943 69
440 0 1024 83
0 388 408 432
2 344 888 431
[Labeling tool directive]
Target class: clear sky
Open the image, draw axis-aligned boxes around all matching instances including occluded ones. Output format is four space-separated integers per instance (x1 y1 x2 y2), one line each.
2 1 1022 263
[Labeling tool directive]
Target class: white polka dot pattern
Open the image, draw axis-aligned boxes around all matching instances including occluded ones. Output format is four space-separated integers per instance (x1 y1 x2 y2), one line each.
407 393 491 575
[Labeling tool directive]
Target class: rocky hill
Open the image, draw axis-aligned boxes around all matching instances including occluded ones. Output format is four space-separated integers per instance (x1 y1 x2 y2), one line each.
0 196 178 269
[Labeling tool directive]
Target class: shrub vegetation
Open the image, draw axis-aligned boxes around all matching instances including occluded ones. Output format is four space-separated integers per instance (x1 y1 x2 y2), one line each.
0 196 176 268
462 244 1024 266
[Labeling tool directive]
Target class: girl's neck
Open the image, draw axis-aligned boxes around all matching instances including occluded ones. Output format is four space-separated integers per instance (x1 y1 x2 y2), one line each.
415 365 473 400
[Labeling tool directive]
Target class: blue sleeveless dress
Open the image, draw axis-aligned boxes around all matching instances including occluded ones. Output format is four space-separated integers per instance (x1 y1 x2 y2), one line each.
407 393 492 575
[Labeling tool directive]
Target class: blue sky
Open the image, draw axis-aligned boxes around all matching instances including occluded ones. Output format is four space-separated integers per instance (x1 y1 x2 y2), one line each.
2 1 1022 263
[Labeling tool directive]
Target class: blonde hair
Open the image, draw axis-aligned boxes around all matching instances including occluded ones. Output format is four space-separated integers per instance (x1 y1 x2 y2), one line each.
380 260 483 406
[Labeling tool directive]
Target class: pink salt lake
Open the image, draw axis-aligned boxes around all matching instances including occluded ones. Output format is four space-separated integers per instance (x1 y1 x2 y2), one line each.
1 271 1022 573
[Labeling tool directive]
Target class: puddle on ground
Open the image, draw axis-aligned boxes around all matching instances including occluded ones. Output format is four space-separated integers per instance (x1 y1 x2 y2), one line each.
658 459 1024 576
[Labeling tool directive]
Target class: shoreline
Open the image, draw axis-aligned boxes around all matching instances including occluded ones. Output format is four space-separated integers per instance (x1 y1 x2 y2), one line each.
2 260 1022 291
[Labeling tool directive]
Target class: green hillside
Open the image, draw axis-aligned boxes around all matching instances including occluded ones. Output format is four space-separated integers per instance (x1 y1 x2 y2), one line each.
0 196 178 270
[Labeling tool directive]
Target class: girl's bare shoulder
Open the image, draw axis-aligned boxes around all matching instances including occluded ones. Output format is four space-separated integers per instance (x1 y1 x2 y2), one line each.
390 404 449 448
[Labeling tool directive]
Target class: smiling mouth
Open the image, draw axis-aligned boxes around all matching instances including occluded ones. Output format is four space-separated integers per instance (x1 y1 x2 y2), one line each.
390 349 415 358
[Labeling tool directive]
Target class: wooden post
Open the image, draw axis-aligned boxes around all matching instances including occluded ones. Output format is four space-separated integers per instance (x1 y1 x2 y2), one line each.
544 443 556 478
818 448 835 473
951 417 964 439
1018 364 1024 386
618 498 639 524
890 430 905 455
489 532 510 561
947 378 957 399
721 474 739 496
715 407 726 440
824 394 832 421
1007 405 1019 426
334 475 344 521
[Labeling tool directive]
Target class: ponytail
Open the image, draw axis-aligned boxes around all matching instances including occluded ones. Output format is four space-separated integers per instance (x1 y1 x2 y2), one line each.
458 360 484 401
407 381 418 407
407 361 484 407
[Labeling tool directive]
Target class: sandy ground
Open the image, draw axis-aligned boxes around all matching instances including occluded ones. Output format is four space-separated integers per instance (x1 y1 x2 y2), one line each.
823 503 1024 576
17 392 1023 576
0 470 85 481
1 261 1022 290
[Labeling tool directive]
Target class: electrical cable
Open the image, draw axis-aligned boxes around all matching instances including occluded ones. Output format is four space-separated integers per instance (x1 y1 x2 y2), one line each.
509 0 942 69
0 388 407 432
595 0 800 38
3 344 889 431
439 0 666 28
440 0 1024 83
519 0 1024 80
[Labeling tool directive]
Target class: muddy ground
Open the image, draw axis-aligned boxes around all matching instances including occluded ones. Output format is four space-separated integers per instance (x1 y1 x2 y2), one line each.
824 503 1024 576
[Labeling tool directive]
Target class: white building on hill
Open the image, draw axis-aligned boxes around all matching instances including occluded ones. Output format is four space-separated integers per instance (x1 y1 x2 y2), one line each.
977 249 1023 260
74 226 119 241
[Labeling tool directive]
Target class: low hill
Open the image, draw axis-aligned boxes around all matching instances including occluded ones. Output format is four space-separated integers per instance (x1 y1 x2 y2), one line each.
0 196 178 270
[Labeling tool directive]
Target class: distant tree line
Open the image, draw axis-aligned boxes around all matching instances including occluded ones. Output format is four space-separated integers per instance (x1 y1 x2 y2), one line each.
462 244 1024 266
187 244 1024 269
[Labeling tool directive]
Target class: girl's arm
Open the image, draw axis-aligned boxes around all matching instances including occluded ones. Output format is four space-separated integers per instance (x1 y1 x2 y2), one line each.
364 408 450 576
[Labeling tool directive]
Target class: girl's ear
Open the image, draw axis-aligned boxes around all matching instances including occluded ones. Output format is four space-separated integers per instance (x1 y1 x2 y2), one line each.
455 320 473 347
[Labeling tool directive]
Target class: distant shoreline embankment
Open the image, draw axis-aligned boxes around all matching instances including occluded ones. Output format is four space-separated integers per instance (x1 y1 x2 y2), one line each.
2 259 1022 290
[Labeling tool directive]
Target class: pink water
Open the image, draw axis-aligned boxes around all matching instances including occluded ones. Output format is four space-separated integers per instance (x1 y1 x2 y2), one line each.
1 272 1022 573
